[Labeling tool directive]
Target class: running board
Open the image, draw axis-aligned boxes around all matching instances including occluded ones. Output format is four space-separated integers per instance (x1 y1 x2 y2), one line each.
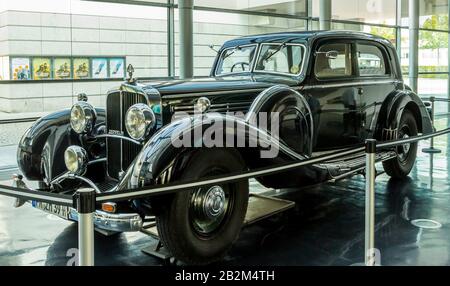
323 150 397 183
140 193 295 263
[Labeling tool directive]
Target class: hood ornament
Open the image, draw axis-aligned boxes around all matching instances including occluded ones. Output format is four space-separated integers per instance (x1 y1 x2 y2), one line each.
127 64 136 84
77 93 88 102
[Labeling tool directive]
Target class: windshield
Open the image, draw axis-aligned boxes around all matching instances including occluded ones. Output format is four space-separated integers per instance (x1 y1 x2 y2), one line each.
215 45 257 75
214 43 306 77
255 43 306 75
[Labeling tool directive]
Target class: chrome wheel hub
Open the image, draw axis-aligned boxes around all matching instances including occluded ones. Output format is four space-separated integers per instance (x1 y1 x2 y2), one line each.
203 186 226 219
190 185 229 235
402 134 410 154
399 133 410 161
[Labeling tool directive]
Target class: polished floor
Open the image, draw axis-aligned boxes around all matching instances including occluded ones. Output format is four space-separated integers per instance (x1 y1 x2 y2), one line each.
0 118 449 266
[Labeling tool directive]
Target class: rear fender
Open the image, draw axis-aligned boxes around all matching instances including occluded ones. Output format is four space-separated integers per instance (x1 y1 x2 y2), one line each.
376 91 432 140
388 91 432 133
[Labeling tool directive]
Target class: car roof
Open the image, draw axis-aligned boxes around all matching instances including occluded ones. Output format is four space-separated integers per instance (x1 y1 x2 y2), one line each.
221 30 393 49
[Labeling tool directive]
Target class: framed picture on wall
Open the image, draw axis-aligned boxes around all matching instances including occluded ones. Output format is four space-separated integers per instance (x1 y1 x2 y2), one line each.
109 58 125 78
54 58 72 79
92 58 108 79
32 58 52 80
11 58 31 80
73 58 90 79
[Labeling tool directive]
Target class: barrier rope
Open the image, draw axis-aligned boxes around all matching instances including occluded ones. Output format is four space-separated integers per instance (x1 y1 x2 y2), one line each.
1 101 450 206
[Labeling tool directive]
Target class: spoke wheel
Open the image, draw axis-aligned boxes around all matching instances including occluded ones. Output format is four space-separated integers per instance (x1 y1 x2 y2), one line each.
156 149 249 265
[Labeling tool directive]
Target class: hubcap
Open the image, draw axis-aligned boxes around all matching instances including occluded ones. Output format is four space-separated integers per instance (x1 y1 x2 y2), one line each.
190 185 230 235
203 186 226 219
402 134 410 154
398 131 411 163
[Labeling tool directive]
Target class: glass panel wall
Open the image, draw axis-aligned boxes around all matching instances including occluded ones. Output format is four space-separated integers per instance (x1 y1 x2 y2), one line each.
1 0 450 162
179 10 308 76
0 0 168 160
190 0 308 17
0 0 168 108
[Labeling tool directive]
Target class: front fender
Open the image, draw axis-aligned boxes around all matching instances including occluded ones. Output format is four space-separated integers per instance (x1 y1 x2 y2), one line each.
18 108 105 182
116 113 307 191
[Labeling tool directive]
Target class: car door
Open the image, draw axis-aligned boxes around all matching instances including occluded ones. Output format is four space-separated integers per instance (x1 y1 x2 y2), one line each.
354 41 398 143
307 40 361 151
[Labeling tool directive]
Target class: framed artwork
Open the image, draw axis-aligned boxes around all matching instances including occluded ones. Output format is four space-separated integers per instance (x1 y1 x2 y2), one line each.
32 58 52 80
54 58 72 79
11 58 31 80
92 58 108 79
109 58 125 78
73 58 90 79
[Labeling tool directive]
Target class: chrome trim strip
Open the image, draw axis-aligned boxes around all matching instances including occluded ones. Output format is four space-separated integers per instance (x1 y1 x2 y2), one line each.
97 134 142 145
120 91 124 174
304 80 400 90
88 158 107 165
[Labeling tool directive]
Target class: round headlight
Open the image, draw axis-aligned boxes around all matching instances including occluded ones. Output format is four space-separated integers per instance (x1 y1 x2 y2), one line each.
64 146 88 175
125 104 156 140
70 102 97 134
195 97 211 113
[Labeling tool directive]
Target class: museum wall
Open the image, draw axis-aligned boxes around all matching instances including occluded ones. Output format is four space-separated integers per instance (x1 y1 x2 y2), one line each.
0 7 307 114
0 0 448 116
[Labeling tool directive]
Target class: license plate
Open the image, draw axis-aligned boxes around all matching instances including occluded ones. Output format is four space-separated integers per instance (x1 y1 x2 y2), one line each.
32 201 69 220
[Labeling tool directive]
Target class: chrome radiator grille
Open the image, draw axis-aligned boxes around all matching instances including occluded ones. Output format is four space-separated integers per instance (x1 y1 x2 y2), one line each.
106 91 147 179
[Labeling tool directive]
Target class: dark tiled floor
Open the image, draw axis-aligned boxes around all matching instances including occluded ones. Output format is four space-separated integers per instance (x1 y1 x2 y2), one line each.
1 118 449 266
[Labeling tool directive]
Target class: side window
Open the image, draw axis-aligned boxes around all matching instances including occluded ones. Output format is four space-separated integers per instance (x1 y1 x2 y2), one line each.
255 44 305 75
314 43 353 79
357 44 387 76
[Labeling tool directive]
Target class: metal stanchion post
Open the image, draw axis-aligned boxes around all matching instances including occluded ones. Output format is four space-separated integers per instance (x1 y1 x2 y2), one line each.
75 189 96 266
423 96 442 154
365 139 376 266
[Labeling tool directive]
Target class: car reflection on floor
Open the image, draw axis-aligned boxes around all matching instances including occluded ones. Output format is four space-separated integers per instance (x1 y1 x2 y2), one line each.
0 118 449 266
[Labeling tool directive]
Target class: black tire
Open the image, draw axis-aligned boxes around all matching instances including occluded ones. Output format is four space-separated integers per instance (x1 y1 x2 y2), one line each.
383 110 418 178
156 149 249 265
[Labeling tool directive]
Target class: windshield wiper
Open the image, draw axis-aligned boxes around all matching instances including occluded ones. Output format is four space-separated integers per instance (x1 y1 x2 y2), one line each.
223 45 242 60
263 38 296 62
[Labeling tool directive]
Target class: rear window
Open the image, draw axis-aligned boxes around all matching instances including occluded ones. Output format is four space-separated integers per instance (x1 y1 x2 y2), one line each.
357 44 388 77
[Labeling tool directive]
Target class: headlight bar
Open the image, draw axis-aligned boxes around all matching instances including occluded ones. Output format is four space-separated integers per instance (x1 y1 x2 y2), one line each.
70 101 97 134
125 103 156 141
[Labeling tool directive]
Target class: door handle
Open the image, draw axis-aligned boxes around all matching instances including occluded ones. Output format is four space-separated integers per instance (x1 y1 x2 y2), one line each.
358 87 364 95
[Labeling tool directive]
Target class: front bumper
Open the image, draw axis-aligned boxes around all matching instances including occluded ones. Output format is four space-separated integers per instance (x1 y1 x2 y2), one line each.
68 208 143 233
12 175 143 233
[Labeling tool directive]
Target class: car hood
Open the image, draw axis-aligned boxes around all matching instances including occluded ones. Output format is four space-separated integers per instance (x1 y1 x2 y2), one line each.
138 74 300 96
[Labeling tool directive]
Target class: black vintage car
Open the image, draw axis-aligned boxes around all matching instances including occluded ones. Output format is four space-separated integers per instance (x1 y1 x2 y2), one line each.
15 31 432 264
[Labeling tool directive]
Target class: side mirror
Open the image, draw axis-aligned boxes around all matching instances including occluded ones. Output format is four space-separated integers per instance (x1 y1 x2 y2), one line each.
325 51 339 59
209 45 219 54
